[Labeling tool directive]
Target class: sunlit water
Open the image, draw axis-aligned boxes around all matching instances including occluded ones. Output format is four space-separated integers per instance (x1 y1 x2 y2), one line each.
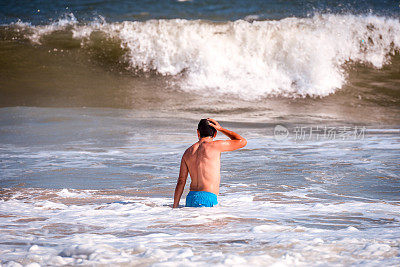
0 107 399 266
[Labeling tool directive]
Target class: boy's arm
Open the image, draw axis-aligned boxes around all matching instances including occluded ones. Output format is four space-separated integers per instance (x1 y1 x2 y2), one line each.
208 118 247 152
173 155 188 208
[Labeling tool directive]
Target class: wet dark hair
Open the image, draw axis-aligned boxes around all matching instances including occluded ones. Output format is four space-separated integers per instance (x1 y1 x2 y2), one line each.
198 119 216 138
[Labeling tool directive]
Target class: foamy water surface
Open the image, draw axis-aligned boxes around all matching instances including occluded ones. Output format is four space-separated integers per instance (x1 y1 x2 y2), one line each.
0 107 399 266
1 187 399 266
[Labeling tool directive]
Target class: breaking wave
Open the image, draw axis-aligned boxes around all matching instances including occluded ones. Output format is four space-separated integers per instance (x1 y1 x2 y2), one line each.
6 13 400 99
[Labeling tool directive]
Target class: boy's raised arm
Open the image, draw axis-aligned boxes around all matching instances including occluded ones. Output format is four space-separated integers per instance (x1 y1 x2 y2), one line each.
208 118 247 152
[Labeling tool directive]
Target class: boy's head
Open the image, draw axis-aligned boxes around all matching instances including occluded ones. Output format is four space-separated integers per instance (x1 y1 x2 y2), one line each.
197 119 216 138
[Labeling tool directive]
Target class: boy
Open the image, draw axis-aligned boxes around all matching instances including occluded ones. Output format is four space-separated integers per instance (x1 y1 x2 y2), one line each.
173 118 247 208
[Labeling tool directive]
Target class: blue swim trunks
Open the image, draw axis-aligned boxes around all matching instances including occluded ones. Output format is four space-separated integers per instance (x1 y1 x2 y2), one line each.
185 191 218 207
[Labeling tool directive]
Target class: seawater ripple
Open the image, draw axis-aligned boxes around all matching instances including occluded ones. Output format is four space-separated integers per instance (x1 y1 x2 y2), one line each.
0 107 399 265
0 188 399 266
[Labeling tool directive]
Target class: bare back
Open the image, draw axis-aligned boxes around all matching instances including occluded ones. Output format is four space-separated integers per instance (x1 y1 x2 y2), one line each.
183 139 221 195
173 118 247 208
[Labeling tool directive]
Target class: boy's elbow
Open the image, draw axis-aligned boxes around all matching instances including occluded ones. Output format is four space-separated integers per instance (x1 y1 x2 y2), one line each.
177 177 187 185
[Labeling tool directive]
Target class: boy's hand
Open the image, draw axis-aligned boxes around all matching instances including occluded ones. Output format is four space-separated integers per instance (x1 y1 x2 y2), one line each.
207 118 222 131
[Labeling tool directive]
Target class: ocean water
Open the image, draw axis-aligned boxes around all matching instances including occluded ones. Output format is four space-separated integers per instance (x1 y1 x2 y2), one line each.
1 1 400 266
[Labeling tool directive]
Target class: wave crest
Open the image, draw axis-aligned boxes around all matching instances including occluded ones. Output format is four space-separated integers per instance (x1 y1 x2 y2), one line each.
14 14 400 99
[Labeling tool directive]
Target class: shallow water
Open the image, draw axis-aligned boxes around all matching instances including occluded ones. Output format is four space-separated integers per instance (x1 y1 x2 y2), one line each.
1 187 399 266
0 107 399 266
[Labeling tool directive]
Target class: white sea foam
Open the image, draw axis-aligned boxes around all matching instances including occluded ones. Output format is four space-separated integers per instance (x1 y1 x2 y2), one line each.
57 188 92 198
16 14 400 98
1 188 399 266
